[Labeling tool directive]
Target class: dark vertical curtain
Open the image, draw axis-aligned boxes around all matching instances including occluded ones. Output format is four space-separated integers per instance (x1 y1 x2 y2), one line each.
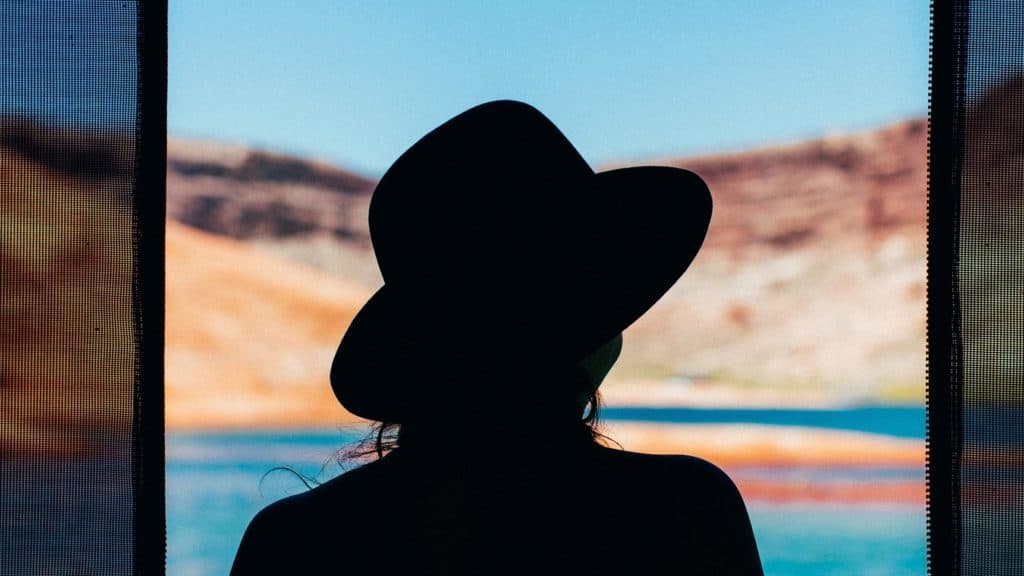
0 1 165 575
929 1 1024 575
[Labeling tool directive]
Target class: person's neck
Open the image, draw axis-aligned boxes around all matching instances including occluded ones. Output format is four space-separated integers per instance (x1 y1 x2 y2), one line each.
395 413 595 459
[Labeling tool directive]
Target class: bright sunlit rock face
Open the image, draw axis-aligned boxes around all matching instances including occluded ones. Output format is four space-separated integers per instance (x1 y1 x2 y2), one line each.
165 222 369 429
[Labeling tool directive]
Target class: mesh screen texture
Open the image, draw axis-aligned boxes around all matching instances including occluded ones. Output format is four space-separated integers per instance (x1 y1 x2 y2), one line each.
957 0 1024 574
0 2 145 574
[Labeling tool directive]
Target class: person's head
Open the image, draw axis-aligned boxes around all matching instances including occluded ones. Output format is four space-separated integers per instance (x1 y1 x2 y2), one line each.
329 100 711 456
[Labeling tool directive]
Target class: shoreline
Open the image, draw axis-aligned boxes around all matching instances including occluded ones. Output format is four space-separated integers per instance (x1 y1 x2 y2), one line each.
598 381 922 409
735 478 924 505
167 420 923 470
165 421 925 505
601 421 923 469
164 386 924 501
165 417 925 505
165 381 923 431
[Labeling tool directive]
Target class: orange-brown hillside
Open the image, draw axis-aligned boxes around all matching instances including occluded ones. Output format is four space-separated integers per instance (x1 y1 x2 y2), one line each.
168 119 929 404
165 221 370 429
18 68 1024 458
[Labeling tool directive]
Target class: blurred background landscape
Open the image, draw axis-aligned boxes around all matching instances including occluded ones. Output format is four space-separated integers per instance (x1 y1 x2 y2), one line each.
162 113 928 428
0 96 936 574
146 109 937 571
1 2 970 574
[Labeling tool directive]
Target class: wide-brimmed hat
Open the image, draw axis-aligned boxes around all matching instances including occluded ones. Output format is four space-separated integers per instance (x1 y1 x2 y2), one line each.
330 100 711 422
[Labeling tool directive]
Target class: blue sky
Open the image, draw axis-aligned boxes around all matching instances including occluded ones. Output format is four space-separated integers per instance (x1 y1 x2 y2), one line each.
169 1 930 177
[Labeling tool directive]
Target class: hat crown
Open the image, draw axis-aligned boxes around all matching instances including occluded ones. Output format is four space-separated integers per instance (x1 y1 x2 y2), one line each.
369 100 594 296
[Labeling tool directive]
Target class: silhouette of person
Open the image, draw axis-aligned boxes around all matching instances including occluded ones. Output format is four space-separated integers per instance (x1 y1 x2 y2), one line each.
230 101 763 575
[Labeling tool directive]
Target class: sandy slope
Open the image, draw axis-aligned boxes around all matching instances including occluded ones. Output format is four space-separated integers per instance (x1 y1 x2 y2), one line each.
166 222 370 428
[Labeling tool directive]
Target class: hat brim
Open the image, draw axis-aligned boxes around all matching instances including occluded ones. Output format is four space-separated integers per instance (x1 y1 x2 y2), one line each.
331 165 711 422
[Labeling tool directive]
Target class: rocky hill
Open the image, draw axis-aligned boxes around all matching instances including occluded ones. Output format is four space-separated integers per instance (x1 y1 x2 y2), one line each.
168 117 928 403
167 139 373 241
167 139 382 286
2 102 949 450
11 72 1024 450
616 119 927 399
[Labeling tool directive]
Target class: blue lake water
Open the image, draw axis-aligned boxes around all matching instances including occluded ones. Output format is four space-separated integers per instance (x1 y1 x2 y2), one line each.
167 406 926 575
601 404 926 438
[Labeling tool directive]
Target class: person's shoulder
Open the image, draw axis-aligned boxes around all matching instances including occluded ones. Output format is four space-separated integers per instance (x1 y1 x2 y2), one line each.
230 491 304 574
658 452 742 492
230 458 396 574
592 445 746 506
265 455 397 518
593 446 763 573
594 445 735 481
